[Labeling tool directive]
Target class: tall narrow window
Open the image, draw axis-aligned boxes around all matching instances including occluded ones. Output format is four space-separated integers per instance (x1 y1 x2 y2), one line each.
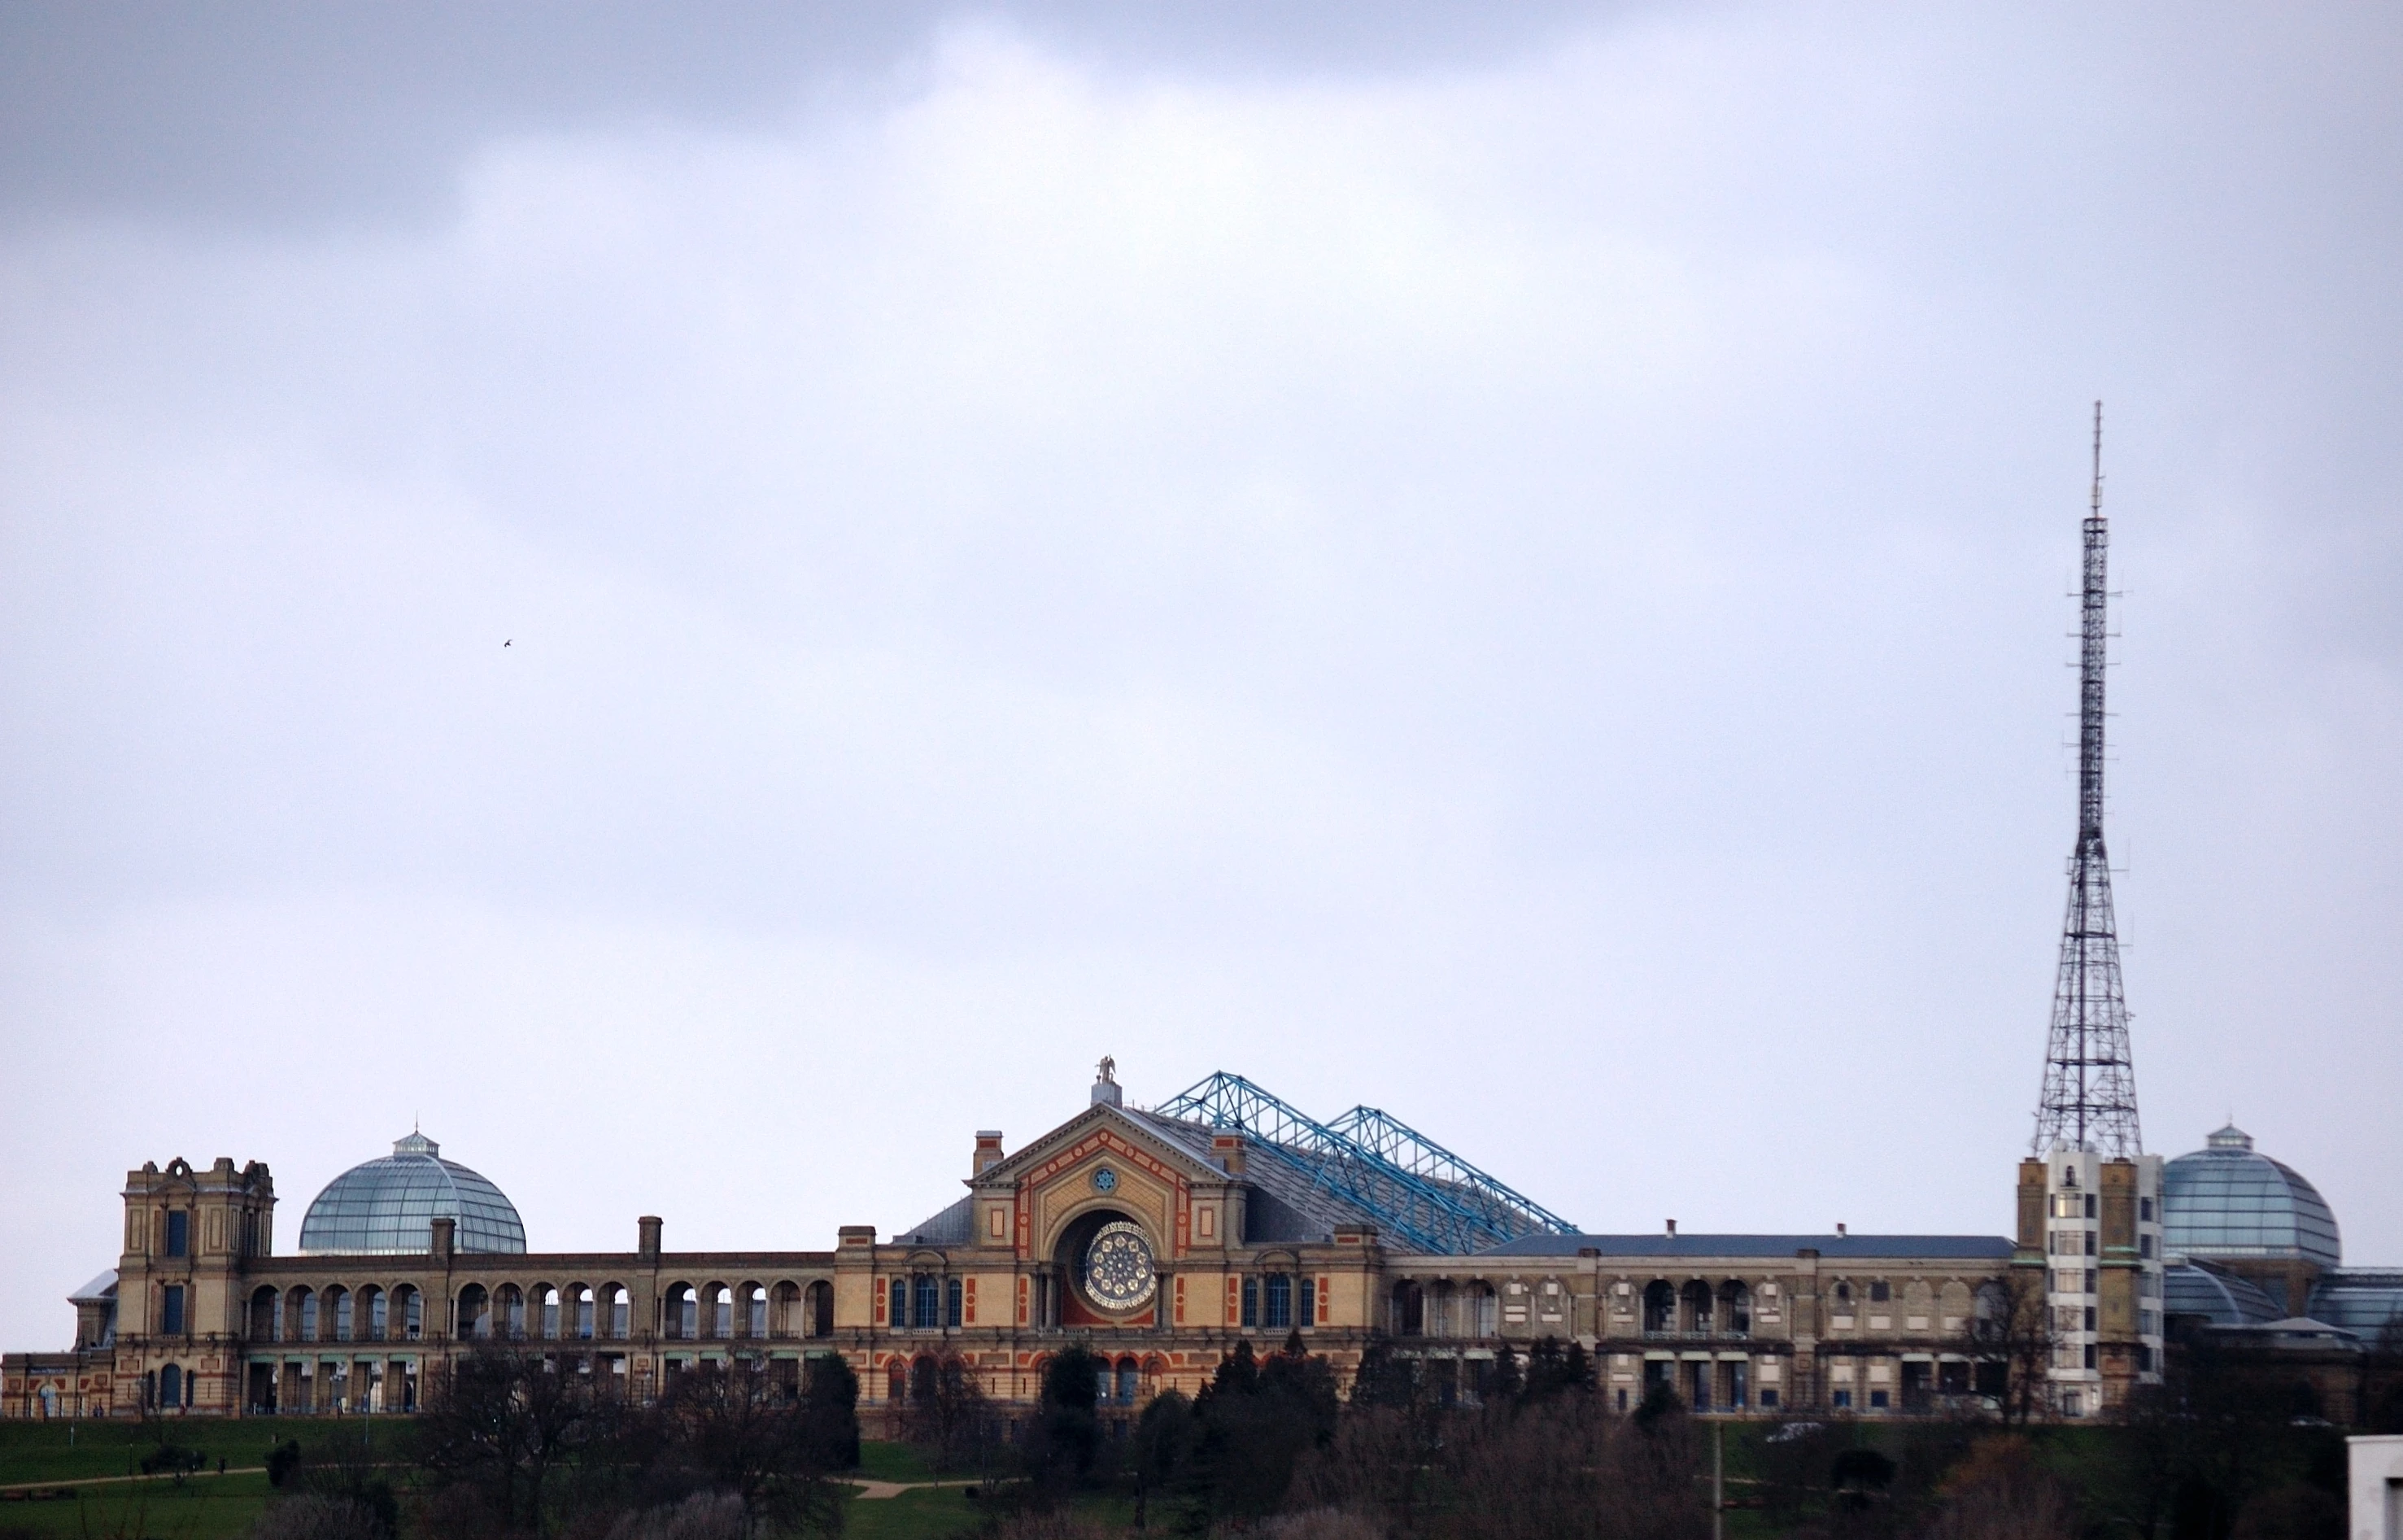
300 1290 320 1342
166 1211 190 1258
542 1287 560 1339
748 1287 767 1337
913 1274 940 1330
367 1288 388 1342
1300 1278 1316 1328
1264 1274 1292 1329
712 1287 732 1338
575 1287 595 1340
946 1278 963 1329
1241 1276 1259 1328
609 1288 630 1339
159 1363 182 1407
889 1278 907 1328
162 1285 186 1335
403 1288 424 1340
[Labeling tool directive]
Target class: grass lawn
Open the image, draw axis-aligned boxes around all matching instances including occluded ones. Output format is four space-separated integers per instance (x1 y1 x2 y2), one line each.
0 1469 276 1539
0 1420 399 1490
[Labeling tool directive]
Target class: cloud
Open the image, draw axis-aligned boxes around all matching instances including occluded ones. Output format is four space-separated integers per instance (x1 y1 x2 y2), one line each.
2 6 2399 1348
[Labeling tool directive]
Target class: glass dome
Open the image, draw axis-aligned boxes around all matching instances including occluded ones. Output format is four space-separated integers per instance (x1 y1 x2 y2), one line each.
297 1132 526 1255
2161 1123 2340 1268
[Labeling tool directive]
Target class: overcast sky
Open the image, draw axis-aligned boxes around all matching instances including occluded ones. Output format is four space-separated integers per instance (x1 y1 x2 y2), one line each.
3 2 2398 1350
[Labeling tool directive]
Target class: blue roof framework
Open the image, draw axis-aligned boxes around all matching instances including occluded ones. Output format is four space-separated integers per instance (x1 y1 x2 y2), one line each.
1147 1072 1580 1256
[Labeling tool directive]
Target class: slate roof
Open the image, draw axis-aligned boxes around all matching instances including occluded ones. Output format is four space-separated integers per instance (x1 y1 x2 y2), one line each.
1480 1233 2015 1260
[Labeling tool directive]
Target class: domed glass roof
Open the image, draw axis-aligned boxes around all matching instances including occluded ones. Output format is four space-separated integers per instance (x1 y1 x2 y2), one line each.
297 1132 526 1255
2162 1123 2340 1268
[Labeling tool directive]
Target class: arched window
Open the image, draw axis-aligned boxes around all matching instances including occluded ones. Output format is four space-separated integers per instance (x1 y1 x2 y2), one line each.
1393 1282 1424 1337
744 1285 767 1338
945 1277 963 1329
609 1286 630 1339
711 1285 733 1339
1264 1274 1293 1330
808 1281 835 1338
362 1285 387 1342
539 1286 560 1339
912 1274 940 1330
910 1356 939 1404
298 1289 320 1343
1681 1280 1714 1335
888 1278 907 1328
250 1286 279 1342
324 1286 350 1342
887 1363 906 1403
499 1285 526 1340
400 1285 423 1341
1834 1280 1853 1306
159 1363 182 1408
664 1285 696 1339
1116 1359 1140 1405
1719 1280 1751 1337
573 1286 595 1340
458 1284 489 1340
1642 1280 1677 1334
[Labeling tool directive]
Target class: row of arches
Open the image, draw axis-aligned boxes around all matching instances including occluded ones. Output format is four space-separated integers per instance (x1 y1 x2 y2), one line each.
1642 1280 1754 1337
249 1285 425 1345
456 1283 634 1342
248 1280 837 1345
882 1352 1167 1407
657 1281 835 1341
1392 1281 1498 1338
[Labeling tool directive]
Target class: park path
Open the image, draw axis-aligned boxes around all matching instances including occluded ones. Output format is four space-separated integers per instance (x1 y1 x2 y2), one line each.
5 1467 978 1502
845 1477 979 1500
1 1464 264 1494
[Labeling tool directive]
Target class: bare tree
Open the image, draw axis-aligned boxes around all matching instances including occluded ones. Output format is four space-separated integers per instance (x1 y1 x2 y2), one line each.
416 1349 606 1536
1971 1272 2055 1428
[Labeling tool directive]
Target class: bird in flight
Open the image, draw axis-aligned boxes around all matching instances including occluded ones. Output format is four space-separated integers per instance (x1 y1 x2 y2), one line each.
504 639 512 647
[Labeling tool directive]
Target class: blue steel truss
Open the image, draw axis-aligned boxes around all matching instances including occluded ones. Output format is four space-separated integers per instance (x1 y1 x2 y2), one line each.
1147 1072 1577 1256
1328 1104 1580 1242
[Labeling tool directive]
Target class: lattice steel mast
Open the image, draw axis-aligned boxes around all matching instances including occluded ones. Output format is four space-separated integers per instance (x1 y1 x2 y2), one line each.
2033 403 2144 1156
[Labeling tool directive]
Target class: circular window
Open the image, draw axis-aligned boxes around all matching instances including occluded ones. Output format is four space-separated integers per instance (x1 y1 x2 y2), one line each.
1091 1167 1118 1192
1081 1220 1157 1311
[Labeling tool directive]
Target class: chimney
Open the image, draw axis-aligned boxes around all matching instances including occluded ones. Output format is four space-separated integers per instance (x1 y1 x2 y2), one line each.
1211 1133 1246 1176
1835 1223 1847 1239
1665 1219 1677 1237
639 1215 663 1261
430 1217 456 1260
973 1132 1005 1176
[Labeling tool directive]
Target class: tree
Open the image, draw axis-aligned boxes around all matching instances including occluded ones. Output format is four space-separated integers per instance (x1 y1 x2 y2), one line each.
1974 1271 2056 1426
1020 1343 1106 1499
1130 1389 1193 1529
1180 1333 1342 1526
1521 1337 1594 1404
416 1349 605 1536
900 1357 1001 1475
650 1359 845 1536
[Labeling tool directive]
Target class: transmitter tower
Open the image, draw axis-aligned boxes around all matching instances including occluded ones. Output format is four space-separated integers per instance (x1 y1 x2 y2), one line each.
2033 403 2144 1157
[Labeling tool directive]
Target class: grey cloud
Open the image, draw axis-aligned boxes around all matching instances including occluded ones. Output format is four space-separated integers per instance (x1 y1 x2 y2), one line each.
0 1 1619 229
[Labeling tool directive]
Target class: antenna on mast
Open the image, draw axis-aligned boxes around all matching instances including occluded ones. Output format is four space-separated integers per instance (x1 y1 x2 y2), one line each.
2033 401 2144 1156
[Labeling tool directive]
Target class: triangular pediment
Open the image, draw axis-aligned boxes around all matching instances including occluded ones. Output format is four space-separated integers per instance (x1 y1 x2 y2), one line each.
975 1101 1228 1193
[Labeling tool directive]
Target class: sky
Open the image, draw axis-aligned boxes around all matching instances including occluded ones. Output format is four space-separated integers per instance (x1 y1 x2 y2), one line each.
2 2 2398 1350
